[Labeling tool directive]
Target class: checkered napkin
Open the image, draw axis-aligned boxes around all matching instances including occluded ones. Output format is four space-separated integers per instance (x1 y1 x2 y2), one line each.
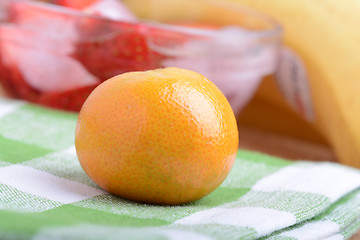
0 97 360 240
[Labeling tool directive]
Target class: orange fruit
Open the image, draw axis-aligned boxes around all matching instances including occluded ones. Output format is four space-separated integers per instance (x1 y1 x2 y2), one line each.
75 67 239 205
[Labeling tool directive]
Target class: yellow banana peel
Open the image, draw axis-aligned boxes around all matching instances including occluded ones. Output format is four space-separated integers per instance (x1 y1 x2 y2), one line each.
229 0 360 167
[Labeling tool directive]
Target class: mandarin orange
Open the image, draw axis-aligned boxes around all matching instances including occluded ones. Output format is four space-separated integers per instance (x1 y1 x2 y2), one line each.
75 67 239 205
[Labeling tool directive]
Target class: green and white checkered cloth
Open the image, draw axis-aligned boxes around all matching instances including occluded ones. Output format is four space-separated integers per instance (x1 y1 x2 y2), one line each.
0 97 359 240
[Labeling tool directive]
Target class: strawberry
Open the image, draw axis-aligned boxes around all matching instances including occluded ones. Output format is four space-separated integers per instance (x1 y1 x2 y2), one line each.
0 26 41 101
0 47 97 111
38 24 196 112
73 21 164 81
0 63 16 98
0 60 97 111
73 19 202 81
0 54 12 96
0 63 41 102
54 0 98 10
37 84 97 111
0 24 98 91
2 0 202 112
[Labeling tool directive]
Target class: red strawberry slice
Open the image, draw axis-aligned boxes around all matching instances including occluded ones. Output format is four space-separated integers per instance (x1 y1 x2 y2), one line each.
0 25 99 92
0 60 17 98
0 41 97 111
55 0 98 10
0 57 96 111
8 66 41 102
0 63 41 102
73 21 164 81
0 27 40 101
1 0 206 112
73 20 201 82
37 84 97 111
0 23 73 58
0 52 12 96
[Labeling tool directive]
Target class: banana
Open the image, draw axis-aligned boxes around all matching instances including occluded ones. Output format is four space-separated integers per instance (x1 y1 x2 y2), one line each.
228 0 360 167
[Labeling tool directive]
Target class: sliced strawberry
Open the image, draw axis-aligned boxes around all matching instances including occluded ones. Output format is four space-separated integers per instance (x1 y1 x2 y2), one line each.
0 62 17 98
55 0 98 10
0 25 99 92
73 21 164 81
9 66 42 101
0 50 11 96
0 23 73 59
0 62 41 101
0 51 96 111
37 84 97 111
0 26 41 101
0 56 95 111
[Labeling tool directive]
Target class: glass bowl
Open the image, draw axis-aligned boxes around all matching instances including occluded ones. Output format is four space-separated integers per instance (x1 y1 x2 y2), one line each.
0 0 282 113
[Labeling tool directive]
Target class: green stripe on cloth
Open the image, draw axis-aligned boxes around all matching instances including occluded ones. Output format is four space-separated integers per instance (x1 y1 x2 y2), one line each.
0 161 10 167
21 149 99 188
0 98 359 240
222 151 292 189
264 188 360 240
341 217 360 239
170 224 258 240
0 135 52 164
0 184 63 212
0 104 77 151
228 190 331 220
74 187 250 222
34 225 216 240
